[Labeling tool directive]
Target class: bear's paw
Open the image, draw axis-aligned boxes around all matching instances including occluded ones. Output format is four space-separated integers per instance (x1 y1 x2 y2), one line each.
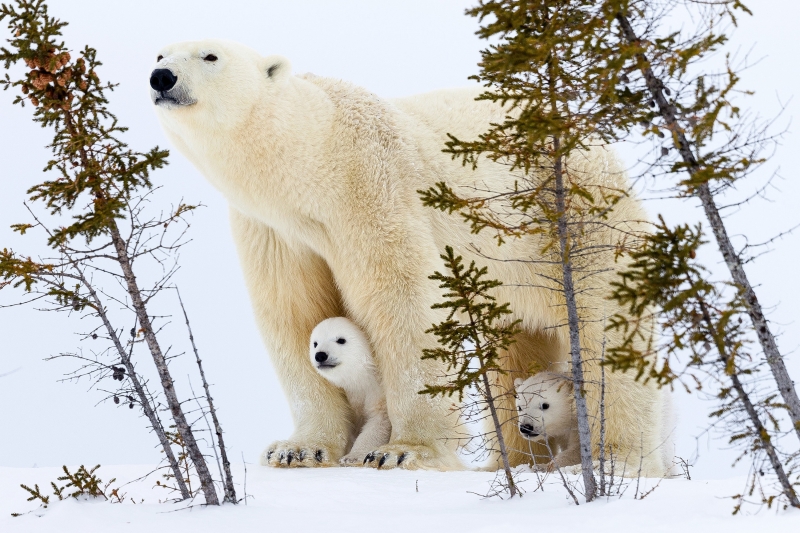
261 440 339 468
361 444 463 471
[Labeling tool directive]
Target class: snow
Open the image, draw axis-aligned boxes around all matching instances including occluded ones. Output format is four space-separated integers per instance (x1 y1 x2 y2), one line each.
2 465 797 532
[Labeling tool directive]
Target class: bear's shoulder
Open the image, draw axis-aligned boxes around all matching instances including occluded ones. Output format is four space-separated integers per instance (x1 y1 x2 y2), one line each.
298 74 388 115
296 73 401 140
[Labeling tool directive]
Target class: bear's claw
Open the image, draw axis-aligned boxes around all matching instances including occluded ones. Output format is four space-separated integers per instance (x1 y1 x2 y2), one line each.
262 440 339 468
362 444 463 471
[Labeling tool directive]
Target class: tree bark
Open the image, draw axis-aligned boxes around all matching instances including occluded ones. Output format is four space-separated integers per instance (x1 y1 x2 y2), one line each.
598 333 607 497
553 138 598 503
616 12 800 444
108 223 219 505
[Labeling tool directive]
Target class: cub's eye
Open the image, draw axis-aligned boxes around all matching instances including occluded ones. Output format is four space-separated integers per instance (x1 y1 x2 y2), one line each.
204 54 218 62
541 403 550 410
336 338 346 345
313 341 317 348
517 406 522 411
157 55 163 62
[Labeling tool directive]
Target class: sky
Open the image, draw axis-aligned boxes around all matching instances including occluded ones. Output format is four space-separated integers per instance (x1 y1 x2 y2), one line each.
1 0 799 480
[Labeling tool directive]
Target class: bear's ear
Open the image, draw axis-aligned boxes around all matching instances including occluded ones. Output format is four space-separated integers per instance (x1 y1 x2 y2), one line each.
261 55 291 84
514 378 523 389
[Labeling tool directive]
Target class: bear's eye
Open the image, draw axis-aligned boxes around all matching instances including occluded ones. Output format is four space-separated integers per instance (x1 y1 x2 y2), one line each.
541 403 550 410
336 338 346 345
517 406 522 411
313 341 317 348
204 54 218 62
157 55 163 62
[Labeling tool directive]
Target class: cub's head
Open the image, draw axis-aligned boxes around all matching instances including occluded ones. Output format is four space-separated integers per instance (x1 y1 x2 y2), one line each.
514 372 574 441
309 317 374 388
150 39 290 129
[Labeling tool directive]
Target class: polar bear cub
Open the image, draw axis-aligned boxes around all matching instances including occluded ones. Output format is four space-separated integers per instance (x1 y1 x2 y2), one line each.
515 372 580 470
309 317 391 466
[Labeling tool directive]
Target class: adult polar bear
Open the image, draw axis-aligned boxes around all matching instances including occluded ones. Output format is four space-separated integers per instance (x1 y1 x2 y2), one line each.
151 40 669 475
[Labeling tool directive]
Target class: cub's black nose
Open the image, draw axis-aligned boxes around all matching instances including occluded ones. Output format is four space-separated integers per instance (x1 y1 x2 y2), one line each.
315 352 328 363
519 423 538 437
150 69 177 92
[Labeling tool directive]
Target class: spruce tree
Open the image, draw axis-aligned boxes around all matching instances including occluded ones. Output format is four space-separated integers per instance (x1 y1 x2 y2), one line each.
601 0 800 509
421 246 522 498
0 0 232 505
608 1 800 447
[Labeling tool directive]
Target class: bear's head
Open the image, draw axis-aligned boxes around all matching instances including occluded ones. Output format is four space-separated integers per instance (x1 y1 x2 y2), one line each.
150 39 290 130
309 317 375 389
514 372 574 441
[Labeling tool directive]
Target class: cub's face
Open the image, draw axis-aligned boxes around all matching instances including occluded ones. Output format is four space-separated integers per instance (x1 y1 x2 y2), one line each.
514 374 573 441
150 39 290 130
309 317 373 388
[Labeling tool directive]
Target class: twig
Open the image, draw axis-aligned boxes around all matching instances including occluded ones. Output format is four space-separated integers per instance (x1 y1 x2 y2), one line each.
188 377 224 490
241 452 248 506
176 287 236 504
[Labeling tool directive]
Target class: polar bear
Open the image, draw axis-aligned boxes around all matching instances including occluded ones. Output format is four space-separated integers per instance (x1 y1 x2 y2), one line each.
309 317 391 466
150 39 667 474
516 372 677 475
514 372 580 470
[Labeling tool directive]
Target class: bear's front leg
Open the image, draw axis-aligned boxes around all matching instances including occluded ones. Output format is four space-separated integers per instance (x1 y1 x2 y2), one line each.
340 407 391 466
332 223 463 471
552 435 581 469
230 210 353 468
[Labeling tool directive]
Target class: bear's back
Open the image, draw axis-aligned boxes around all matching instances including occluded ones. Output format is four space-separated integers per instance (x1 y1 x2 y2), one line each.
390 86 506 144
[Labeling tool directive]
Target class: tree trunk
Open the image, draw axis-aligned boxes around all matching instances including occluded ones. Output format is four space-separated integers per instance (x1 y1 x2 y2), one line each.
73 265 191 500
108 223 219 505
698 301 800 508
553 139 597 503
481 370 518 498
616 12 800 444
598 334 607 497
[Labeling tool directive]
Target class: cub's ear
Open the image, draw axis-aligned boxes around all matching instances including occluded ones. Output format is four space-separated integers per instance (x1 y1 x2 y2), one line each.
261 55 291 83
514 378 523 389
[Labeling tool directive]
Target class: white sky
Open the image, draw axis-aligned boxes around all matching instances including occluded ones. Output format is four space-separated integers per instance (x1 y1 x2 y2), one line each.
0 0 799 480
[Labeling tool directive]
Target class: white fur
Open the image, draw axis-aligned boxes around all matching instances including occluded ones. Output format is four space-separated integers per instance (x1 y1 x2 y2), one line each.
309 318 391 466
152 39 669 474
515 373 580 470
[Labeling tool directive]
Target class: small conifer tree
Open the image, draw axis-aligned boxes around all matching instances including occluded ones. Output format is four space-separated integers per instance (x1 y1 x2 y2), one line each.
608 0 800 445
609 218 800 509
421 246 521 498
0 0 234 505
586 0 800 508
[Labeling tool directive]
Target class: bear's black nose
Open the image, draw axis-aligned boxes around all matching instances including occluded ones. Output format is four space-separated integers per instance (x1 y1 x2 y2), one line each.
519 423 538 437
315 351 328 363
150 69 177 92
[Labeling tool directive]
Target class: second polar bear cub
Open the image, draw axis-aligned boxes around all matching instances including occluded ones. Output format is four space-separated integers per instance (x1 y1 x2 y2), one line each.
515 372 580 470
310 317 391 466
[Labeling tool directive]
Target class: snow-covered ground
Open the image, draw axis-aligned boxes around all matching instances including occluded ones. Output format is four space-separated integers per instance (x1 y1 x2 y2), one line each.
2 465 797 532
